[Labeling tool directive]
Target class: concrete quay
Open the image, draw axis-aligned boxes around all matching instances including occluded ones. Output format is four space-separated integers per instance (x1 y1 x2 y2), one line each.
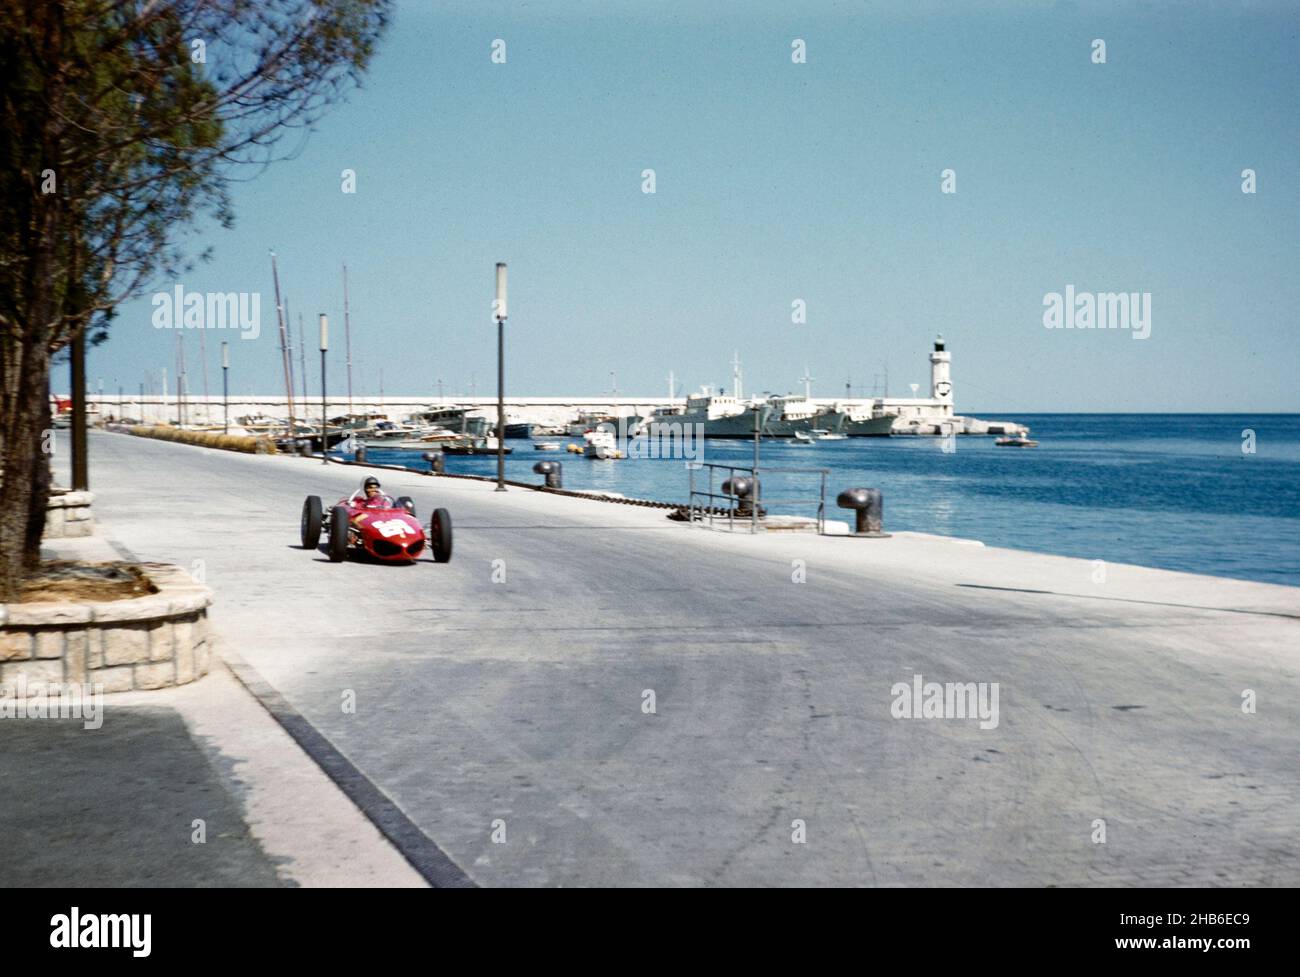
25 430 1300 886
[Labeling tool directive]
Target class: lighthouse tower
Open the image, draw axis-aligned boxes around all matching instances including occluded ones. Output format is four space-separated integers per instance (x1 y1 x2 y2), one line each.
929 335 953 413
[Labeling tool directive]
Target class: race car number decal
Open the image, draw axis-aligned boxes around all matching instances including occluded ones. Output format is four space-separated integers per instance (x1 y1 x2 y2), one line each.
371 519 411 538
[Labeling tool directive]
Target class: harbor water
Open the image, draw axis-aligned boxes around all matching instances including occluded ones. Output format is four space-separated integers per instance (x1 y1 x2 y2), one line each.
336 414 1300 587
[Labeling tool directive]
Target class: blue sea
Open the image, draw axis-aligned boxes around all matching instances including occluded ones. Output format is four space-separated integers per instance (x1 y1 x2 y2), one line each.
339 414 1300 588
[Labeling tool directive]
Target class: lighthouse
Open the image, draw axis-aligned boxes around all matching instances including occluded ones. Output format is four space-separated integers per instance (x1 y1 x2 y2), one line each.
929 335 952 409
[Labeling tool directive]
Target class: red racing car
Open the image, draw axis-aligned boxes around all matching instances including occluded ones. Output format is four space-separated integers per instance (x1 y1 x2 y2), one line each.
300 479 452 563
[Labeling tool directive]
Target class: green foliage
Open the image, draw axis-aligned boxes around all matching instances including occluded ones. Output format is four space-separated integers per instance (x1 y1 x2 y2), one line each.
0 0 390 598
0 0 391 348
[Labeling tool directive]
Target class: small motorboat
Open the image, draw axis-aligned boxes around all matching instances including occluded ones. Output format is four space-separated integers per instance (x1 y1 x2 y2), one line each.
583 428 624 459
995 435 1039 448
791 430 815 444
444 437 513 455
533 441 562 451
815 430 847 441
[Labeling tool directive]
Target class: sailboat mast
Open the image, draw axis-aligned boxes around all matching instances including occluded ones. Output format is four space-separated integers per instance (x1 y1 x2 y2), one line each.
197 323 210 420
342 263 354 413
284 294 297 415
269 250 295 432
298 312 309 406
176 331 188 426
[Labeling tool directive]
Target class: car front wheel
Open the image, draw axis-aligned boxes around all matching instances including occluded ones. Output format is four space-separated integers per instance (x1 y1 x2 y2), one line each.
328 507 350 562
301 495 323 549
430 508 452 563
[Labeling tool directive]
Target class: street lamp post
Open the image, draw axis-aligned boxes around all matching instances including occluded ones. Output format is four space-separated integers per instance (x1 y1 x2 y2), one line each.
494 262 508 492
319 314 329 464
221 342 230 434
70 328 87 489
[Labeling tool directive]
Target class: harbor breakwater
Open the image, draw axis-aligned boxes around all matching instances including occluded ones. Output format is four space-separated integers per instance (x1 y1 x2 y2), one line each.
77 394 680 428
74 393 1023 437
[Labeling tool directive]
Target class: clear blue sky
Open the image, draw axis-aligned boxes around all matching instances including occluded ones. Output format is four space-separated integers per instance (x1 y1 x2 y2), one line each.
84 0 1300 412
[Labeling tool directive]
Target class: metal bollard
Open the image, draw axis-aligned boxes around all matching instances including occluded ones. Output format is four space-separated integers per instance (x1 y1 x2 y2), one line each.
422 451 445 474
532 460 562 489
297 439 313 458
836 487 890 538
354 444 367 463
721 476 751 499
721 475 761 517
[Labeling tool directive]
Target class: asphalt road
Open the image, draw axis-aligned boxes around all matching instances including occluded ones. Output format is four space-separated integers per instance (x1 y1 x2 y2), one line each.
75 431 1300 886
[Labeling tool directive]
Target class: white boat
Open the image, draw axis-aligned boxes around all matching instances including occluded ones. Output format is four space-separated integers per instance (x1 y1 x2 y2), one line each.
382 427 470 450
792 430 815 444
533 441 562 451
443 435 512 455
568 411 614 436
583 428 624 459
811 428 847 441
359 419 428 448
677 391 760 438
995 435 1039 448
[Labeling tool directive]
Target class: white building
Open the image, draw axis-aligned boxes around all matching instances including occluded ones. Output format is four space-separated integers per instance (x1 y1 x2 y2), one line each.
832 336 1024 436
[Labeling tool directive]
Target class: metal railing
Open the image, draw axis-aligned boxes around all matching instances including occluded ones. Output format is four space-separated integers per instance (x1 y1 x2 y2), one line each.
688 462 829 533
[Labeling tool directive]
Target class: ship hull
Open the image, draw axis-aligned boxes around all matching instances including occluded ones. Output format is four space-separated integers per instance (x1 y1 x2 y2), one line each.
842 414 897 437
818 411 896 436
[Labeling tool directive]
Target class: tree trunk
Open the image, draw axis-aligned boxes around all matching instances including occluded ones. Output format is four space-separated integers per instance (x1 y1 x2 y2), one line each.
24 362 54 570
0 342 52 598
0 180 58 599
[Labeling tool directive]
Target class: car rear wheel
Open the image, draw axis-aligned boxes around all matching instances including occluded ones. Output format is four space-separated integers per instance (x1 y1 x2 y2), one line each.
301 495 323 549
328 506 350 562
430 508 453 563
396 495 416 517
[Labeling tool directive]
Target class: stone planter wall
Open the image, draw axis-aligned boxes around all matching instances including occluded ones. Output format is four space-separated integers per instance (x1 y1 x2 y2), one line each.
0 564 212 692
44 490 94 539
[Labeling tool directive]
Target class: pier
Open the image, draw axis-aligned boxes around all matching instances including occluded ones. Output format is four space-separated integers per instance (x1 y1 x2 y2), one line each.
76 338 1027 436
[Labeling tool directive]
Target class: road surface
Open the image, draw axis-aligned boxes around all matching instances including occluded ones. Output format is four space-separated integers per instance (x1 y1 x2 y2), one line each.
72 431 1300 886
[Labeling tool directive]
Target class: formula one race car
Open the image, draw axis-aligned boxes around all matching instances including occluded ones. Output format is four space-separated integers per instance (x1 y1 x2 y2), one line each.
300 476 452 563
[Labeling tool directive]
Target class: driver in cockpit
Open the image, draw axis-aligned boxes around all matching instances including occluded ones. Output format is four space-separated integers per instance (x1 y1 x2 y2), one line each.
353 476 392 508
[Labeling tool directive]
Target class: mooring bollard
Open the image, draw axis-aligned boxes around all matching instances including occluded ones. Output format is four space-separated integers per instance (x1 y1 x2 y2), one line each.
837 487 890 538
721 476 751 499
422 451 445 474
722 475 761 517
297 439 313 458
533 460 562 489
354 444 367 463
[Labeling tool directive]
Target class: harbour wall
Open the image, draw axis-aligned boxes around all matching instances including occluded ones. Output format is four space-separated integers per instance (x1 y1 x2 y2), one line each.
71 394 1025 435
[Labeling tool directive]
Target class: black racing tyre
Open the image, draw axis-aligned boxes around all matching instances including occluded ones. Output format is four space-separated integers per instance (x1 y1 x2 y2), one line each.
328 506 350 562
429 507 453 563
396 495 416 517
301 495 323 549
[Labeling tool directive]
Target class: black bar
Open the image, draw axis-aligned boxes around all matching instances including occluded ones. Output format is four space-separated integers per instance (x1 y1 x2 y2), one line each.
70 328 87 490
